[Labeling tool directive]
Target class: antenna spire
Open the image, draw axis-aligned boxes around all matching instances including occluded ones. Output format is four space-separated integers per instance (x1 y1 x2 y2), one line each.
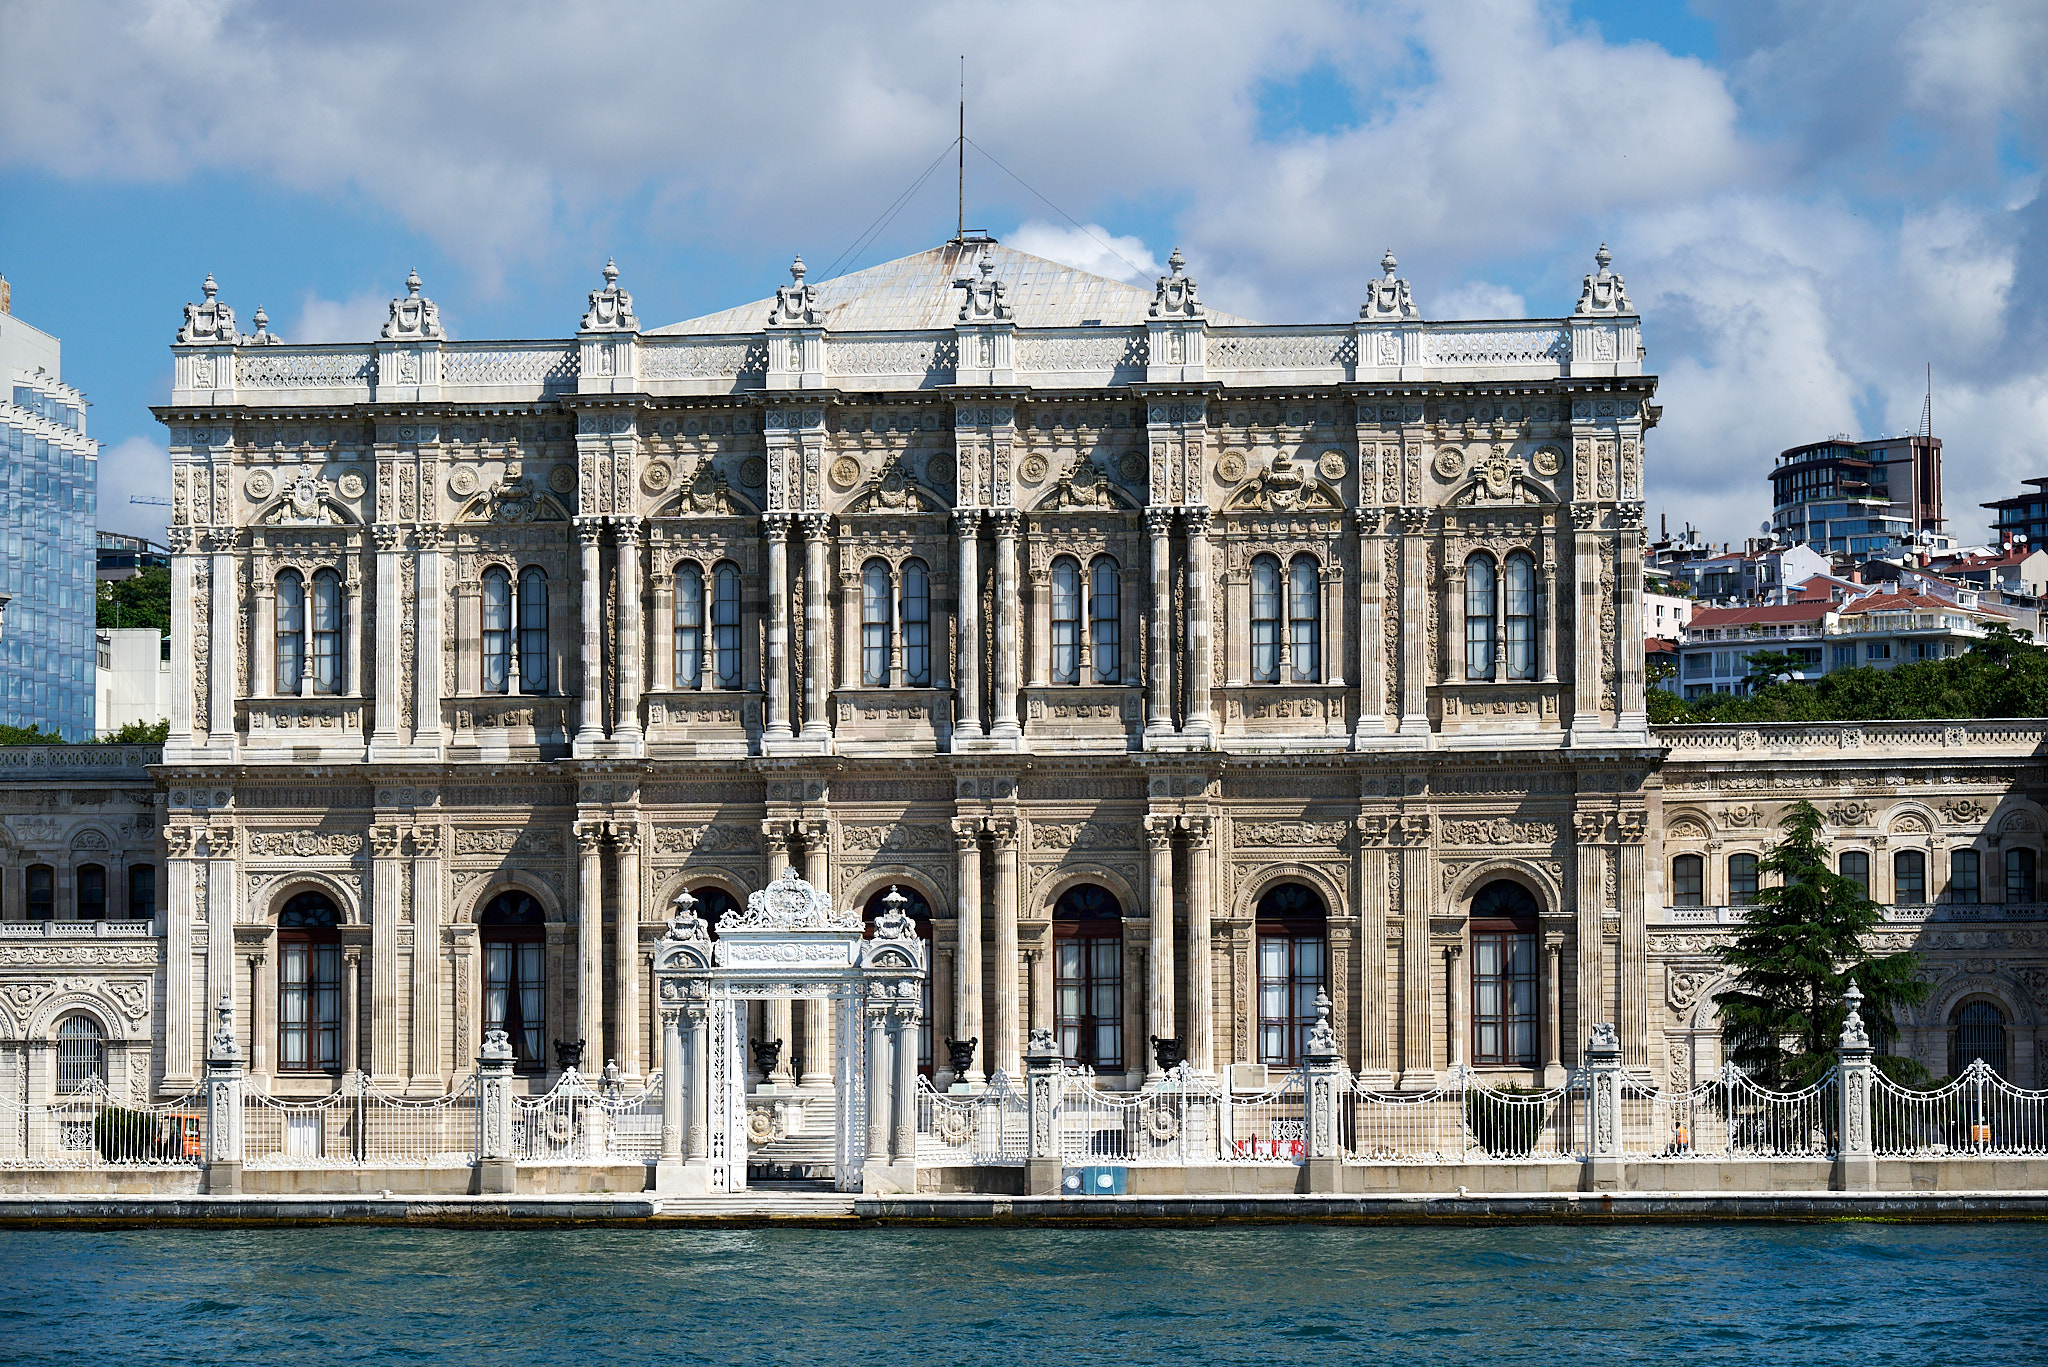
1921 362 1933 439
957 56 965 244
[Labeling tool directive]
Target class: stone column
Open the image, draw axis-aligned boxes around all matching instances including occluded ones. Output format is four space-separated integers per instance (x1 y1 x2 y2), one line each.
837 566 861 692
762 514 793 741
249 948 274 1082
797 824 830 1086
1144 816 1176 1080
342 947 363 1076
1571 507 1602 729
1834 983 1877 1191
413 528 444 747
1356 822 1391 1082
1184 817 1214 1074
1573 813 1607 1070
1543 936 1566 1087
864 994 890 1181
1616 815 1649 1066
1027 565 1050 688
989 512 1021 739
1144 507 1174 735
364 824 399 1081
1540 543 1559 685
252 580 274 698
1444 942 1466 1070
952 511 981 740
613 822 642 1077
1583 1023 1623 1191
574 517 606 751
1184 508 1213 737
575 821 606 1065
799 514 832 742
653 1004 684 1191
991 819 1021 1075
409 828 443 1091
891 993 920 1165
1024 1029 1062 1195
952 819 985 1084
651 570 673 696
342 575 364 698
1302 990 1345 1193
614 518 644 746
165 828 197 1087
476 1027 516 1193
1397 510 1430 734
1398 816 1435 1086
203 994 243 1194
1616 506 1646 727
686 1000 710 1160
370 526 404 747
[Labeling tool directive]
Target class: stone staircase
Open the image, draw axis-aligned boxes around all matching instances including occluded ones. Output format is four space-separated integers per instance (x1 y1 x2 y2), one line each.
747 1091 838 1182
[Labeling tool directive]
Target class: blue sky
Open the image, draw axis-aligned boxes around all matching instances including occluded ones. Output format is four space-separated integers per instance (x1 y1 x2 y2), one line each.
3 0 2043 546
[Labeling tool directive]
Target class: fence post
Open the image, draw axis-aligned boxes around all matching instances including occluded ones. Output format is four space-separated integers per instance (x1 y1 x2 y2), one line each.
1832 982 1876 1192
1303 989 1347 1194
203 993 243 1195
476 1027 517 1194
1025 1027 1062 1196
1582 1022 1624 1192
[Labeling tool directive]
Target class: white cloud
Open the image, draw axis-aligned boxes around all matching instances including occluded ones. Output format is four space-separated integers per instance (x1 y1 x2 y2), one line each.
1432 281 1526 320
95 436 171 542
1006 221 1159 284
290 289 398 345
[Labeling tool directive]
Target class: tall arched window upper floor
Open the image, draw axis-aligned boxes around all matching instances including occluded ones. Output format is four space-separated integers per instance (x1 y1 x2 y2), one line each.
1251 552 1321 684
673 560 744 690
274 567 343 696
1049 554 1123 686
857 557 934 689
482 565 550 696
1465 550 1539 682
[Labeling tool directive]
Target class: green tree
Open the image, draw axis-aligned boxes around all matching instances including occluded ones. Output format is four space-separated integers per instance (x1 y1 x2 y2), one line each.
1713 800 1928 1088
97 568 172 632
1740 649 1801 691
0 724 66 746
97 719 169 744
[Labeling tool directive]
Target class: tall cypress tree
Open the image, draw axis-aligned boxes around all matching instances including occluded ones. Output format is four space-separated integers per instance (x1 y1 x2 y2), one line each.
1713 800 1928 1088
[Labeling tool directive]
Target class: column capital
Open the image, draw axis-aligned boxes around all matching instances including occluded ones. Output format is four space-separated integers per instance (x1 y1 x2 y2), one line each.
573 514 607 543
574 820 609 854
1443 941 1464 960
760 817 796 843
760 511 792 538
989 510 1021 537
371 525 406 552
1144 506 1176 537
798 817 831 846
1182 505 1211 536
413 524 444 550
951 509 983 536
988 817 1019 851
368 824 403 859
1396 506 1430 535
1143 815 1177 849
1181 815 1213 847
612 823 643 856
952 817 984 849
797 511 832 538
610 513 644 542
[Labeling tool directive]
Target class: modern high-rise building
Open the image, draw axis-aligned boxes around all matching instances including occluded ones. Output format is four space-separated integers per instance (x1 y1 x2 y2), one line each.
0 280 100 739
1982 476 2048 549
1768 433 1944 557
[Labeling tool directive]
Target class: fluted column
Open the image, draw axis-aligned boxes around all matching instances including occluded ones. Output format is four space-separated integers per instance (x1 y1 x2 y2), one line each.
762 514 793 741
1356 513 1386 740
991 819 1021 1075
1398 816 1435 1086
573 517 606 751
1543 936 1566 1086
1027 566 1050 689
798 823 830 1085
1184 508 1213 736
651 572 673 695
342 576 363 697
370 526 404 747
1571 508 1602 728
413 528 444 747
685 1000 710 1158
1356 822 1392 1082
1184 817 1213 1074
892 997 920 1162
1445 942 1467 1069
1144 817 1176 1079
1573 812 1606 1070
989 512 1020 739
952 819 985 1084
575 821 606 1063
613 822 642 1077
865 997 890 1162
799 514 832 742
1144 507 1174 735
837 568 861 691
342 948 363 1077
409 828 443 1090
952 511 982 740
1397 509 1430 735
613 518 643 745
252 582 274 698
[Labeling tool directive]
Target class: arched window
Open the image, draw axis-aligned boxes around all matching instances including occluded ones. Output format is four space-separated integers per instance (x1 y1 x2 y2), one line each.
1288 555 1321 683
2006 847 2036 904
674 564 704 690
1950 1000 2008 1077
1950 849 1981 904
276 569 306 695
1672 854 1704 907
685 886 742 939
1053 884 1123 1070
901 559 932 688
861 559 893 687
1465 554 1496 681
128 864 155 921
75 864 105 921
1090 557 1121 684
712 562 743 689
517 567 549 694
1469 880 1540 1067
1504 551 1537 681
480 890 546 1071
1250 554 1281 684
1049 557 1081 685
1839 850 1870 896
309 568 342 694
26 865 53 921
56 1014 106 1093
481 567 512 695
1728 853 1759 907
1894 849 1927 906
1256 883 1328 1066
278 891 343 1073
864 887 934 1071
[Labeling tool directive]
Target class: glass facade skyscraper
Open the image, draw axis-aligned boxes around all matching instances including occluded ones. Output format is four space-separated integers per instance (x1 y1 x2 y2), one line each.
1 309 99 740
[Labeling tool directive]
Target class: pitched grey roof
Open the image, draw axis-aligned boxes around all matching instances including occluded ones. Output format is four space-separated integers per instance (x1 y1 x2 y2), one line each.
649 241 1258 335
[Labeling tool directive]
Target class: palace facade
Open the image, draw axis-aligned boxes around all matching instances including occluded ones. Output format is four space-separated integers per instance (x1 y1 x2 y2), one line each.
3 239 2040 1118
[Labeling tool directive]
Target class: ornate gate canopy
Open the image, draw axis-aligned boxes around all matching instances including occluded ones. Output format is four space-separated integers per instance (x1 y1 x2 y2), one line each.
651 869 926 1194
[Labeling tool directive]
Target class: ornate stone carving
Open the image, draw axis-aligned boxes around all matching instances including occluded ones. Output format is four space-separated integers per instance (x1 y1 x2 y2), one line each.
381 269 444 340
721 867 859 932
1440 818 1559 846
580 259 638 332
1359 249 1419 321
1573 244 1632 316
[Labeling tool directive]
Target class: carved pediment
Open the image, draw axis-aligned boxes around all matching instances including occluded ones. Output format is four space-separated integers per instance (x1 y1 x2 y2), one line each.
261 472 356 526
456 471 569 524
1222 451 1342 513
846 454 944 513
1033 455 1136 512
657 462 756 517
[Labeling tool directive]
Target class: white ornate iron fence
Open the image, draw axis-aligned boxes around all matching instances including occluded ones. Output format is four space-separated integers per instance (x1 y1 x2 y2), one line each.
1224 1071 1310 1163
916 1077 1029 1166
512 1068 662 1163
1345 1070 1579 1163
1054 1067 1230 1166
1868 1059 2048 1157
1617 1066 1835 1160
0 1080 207 1168
245 1074 477 1168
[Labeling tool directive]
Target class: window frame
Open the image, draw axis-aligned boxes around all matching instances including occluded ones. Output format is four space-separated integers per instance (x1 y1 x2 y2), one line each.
861 559 893 688
1254 883 1328 1067
26 864 53 921
128 863 155 922
1287 554 1321 684
1671 853 1704 907
481 566 513 695
1052 884 1124 1071
2006 847 2037 904
674 563 704 690
1049 556 1081 685
277 892 344 1074
1465 553 1497 681
1090 556 1121 684
56 1014 107 1093
1949 999 2008 1077
309 567 342 695
1250 554 1281 684
516 566 549 695
1893 849 1927 906
479 890 547 1073
74 863 105 921
1950 848 1981 904
275 568 306 696
900 558 932 688
1728 852 1759 907
712 561 743 689
1503 550 1537 681
1839 850 1871 897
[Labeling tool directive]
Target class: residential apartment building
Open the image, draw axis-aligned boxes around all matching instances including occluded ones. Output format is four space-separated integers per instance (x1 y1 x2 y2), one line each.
1769 434 1944 558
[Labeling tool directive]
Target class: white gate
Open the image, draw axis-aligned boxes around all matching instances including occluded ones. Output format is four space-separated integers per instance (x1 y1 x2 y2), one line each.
652 870 924 1195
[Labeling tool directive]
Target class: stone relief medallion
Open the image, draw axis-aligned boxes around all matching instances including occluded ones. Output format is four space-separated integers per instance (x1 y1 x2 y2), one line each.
925 454 955 492
739 457 767 488
336 470 367 500
1433 446 1466 480
829 455 862 490
243 470 274 501
1216 450 1248 483
1316 449 1347 481
447 466 480 498
1019 453 1049 484
641 459 674 493
1118 452 1146 482
548 464 578 494
1531 445 1562 476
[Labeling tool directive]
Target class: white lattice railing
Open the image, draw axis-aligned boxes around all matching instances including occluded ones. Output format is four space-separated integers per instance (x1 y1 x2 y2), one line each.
244 1075 477 1168
917 1077 1029 1166
1053 1068 1232 1166
1617 1066 1835 1159
1346 1070 1579 1163
0 1080 207 1168
1868 1059 2048 1157
512 1068 663 1163
1224 1071 1310 1163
